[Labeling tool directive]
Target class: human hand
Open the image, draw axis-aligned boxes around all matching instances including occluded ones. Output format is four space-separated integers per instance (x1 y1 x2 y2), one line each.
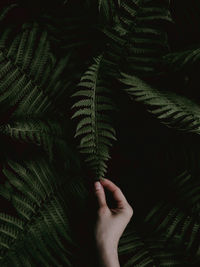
94 178 133 251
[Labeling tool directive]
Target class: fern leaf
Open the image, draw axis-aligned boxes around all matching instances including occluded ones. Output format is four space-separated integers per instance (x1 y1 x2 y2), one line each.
98 0 120 23
0 22 71 116
0 159 74 266
164 47 200 71
0 3 18 22
71 55 117 179
120 72 200 134
0 117 65 161
118 228 186 266
102 0 172 77
144 170 200 258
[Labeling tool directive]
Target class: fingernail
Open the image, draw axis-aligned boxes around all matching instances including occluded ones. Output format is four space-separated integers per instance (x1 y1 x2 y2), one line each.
94 181 102 190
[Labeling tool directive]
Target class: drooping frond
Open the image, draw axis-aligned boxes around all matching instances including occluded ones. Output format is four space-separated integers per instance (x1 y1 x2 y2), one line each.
71 55 117 180
0 158 74 266
120 72 200 134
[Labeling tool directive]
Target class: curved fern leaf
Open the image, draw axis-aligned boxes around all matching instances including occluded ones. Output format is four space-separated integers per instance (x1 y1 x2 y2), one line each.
71 55 117 179
0 3 18 22
120 72 200 134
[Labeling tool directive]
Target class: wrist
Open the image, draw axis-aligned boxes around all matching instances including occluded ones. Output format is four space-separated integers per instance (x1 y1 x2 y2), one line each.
96 243 120 267
97 243 118 254
96 238 119 252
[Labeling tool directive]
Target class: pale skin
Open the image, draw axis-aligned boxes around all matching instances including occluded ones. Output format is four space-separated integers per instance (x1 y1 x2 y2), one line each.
94 178 133 267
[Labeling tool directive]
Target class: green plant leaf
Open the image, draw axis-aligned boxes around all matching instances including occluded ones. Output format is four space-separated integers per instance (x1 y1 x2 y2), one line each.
120 72 200 134
71 55 117 179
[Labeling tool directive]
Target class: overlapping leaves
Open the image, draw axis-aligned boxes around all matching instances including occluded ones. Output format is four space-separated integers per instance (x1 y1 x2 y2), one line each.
0 22 70 117
102 0 172 77
119 228 186 266
0 158 74 266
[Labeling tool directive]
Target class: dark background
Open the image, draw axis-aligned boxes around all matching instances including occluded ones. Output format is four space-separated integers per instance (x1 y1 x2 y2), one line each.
1 0 200 265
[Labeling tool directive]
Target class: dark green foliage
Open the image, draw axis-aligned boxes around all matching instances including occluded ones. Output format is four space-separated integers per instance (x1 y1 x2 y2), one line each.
98 0 121 22
164 46 200 71
143 170 200 263
0 0 200 266
101 0 172 77
0 22 70 116
0 159 74 266
120 72 200 134
0 116 68 161
119 229 187 266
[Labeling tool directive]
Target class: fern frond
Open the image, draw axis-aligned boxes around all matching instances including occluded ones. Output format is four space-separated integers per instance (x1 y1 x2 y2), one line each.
119 228 186 266
98 0 120 23
171 171 200 216
0 159 74 266
146 204 200 256
145 198 200 257
0 117 65 161
164 47 200 71
0 22 70 117
120 72 200 134
0 3 18 22
102 0 172 76
71 55 117 179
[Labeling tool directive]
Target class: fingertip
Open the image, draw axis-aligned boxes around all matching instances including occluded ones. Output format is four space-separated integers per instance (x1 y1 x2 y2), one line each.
94 181 102 191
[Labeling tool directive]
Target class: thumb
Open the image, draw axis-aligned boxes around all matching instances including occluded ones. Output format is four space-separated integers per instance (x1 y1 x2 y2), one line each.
94 181 107 208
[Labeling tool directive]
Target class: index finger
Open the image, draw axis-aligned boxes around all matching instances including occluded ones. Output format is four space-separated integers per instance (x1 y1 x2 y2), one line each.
100 178 128 207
